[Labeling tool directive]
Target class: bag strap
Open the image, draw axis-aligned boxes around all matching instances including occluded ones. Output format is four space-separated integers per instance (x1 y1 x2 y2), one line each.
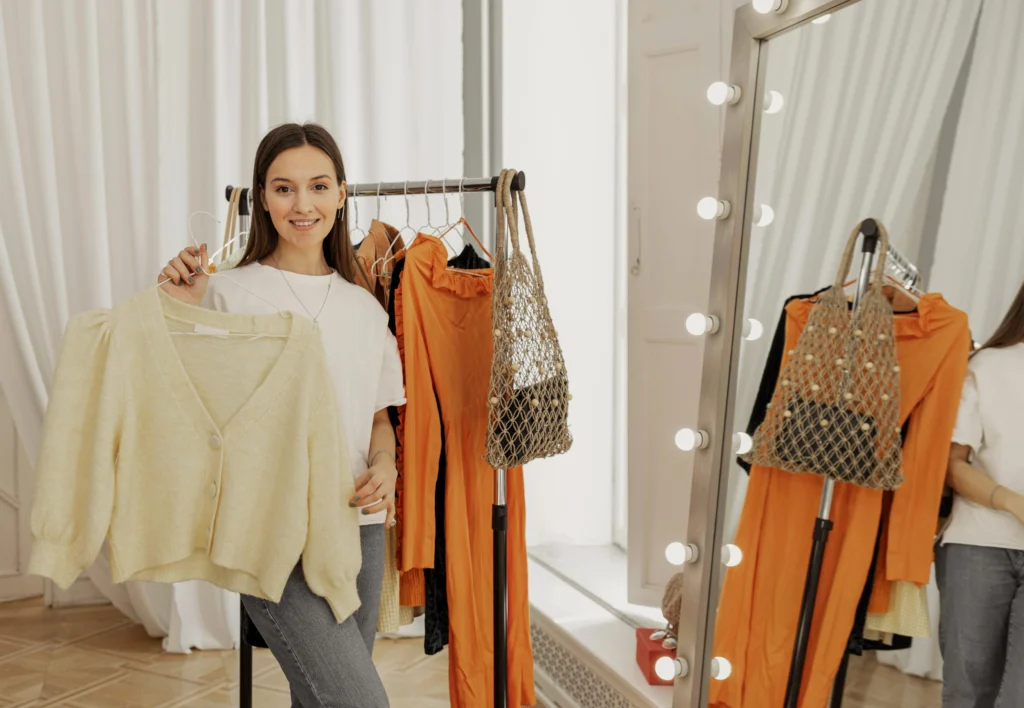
832 218 890 291
495 169 515 265
496 169 547 288
510 178 546 292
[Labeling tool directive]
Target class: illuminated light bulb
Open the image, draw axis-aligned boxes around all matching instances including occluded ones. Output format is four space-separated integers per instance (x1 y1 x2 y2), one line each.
742 318 764 341
752 0 788 14
655 657 676 681
675 428 709 452
655 656 689 680
754 204 775 227
697 197 731 220
733 432 753 456
707 82 742 106
711 657 734 681
665 542 699 566
686 313 721 336
765 90 785 115
722 544 744 568
812 13 831 24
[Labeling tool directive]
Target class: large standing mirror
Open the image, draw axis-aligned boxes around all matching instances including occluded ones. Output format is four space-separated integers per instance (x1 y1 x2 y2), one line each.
684 0 1024 706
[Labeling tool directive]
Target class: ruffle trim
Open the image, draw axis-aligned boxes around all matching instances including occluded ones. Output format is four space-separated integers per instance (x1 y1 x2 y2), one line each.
392 255 408 574
413 234 494 297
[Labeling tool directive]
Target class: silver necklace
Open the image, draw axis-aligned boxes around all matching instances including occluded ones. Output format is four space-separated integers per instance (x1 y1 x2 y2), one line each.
272 257 333 323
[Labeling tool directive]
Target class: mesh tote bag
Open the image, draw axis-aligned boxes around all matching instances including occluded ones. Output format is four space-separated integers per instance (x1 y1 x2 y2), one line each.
484 169 573 470
743 220 903 491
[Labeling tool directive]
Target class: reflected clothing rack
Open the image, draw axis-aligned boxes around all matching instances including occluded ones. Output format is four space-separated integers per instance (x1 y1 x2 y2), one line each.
226 173 526 708
783 218 922 708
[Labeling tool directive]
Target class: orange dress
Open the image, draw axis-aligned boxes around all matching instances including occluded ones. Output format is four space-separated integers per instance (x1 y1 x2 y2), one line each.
710 293 969 708
395 235 534 708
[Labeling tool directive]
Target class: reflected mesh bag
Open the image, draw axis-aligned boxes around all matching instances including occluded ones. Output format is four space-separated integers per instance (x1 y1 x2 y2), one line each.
484 169 573 469
743 221 903 490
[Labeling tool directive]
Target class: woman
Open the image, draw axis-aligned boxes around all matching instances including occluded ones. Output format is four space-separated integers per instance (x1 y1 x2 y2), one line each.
158 123 400 707
940 279 1024 708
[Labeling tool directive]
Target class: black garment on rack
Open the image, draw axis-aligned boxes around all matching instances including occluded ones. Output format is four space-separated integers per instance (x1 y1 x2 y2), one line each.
386 242 491 655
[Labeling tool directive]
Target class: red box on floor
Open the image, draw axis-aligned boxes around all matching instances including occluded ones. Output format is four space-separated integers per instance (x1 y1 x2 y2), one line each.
636 627 675 686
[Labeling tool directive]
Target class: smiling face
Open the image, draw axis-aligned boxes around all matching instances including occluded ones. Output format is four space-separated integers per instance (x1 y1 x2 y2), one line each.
260 144 347 253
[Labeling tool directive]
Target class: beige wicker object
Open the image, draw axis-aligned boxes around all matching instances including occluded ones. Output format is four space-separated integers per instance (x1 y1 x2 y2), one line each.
744 221 903 491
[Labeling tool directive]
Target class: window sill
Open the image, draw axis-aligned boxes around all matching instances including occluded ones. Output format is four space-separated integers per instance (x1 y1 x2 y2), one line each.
528 546 672 708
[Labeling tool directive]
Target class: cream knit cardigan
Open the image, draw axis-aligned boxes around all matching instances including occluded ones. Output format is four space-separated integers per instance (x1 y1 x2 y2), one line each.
28 287 362 623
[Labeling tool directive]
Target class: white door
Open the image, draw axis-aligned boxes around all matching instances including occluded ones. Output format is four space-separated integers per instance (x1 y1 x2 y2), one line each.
626 0 732 606
0 386 43 602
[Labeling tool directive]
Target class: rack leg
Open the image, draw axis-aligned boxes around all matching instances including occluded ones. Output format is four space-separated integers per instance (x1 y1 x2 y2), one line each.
240 600 252 708
494 469 508 708
784 223 880 708
783 512 834 708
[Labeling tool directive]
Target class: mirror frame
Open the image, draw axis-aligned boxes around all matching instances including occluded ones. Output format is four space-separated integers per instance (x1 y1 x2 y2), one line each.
673 1 867 706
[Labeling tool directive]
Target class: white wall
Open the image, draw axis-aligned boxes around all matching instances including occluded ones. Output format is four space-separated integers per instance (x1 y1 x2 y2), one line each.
502 0 619 547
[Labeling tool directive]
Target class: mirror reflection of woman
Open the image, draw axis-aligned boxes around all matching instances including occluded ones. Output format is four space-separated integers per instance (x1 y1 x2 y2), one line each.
940 280 1024 708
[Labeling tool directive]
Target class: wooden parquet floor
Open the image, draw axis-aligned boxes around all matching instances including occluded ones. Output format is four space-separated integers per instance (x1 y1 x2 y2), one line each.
0 597 943 707
0 598 449 707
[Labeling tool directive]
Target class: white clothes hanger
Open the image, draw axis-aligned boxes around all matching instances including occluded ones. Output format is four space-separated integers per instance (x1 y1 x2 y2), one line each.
158 211 290 338
373 181 416 278
350 192 367 245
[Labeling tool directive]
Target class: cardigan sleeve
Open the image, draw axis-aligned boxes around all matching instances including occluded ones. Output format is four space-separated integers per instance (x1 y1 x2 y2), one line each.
302 382 363 623
28 309 123 589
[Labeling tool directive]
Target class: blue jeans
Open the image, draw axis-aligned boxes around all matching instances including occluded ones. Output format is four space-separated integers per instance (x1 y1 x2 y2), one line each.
937 543 1024 708
241 524 388 707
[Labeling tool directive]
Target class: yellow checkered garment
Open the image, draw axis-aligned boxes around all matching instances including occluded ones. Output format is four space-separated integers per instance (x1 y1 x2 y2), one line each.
864 580 931 638
378 524 414 632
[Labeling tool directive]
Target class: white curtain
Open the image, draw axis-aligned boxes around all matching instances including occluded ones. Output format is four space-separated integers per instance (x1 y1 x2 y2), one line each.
929 0 1024 343
724 0 983 543
0 0 462 651
878 0 1024 680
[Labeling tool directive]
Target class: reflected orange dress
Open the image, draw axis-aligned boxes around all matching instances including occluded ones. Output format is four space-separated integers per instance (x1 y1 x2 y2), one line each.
395 235 534 708
710 293 969 708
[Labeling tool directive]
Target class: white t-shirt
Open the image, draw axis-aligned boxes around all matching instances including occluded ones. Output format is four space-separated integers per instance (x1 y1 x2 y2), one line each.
203 261 406 525
942 343 1024 549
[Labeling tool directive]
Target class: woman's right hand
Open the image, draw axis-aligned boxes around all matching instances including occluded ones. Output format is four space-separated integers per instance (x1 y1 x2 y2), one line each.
158 243 210 306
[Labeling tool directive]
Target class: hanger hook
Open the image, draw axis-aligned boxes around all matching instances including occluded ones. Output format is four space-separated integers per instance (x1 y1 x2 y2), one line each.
188 211 221 250
425 180 436 231
404 181 411 229
458 178 466 219
442 178 450 225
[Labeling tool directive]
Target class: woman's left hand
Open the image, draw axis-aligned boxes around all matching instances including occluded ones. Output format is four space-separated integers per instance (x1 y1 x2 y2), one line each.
351 458 398 527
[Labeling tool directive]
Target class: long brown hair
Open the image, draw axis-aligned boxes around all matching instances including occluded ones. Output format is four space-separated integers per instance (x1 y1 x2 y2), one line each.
238 122 357 283
975 280 1024 355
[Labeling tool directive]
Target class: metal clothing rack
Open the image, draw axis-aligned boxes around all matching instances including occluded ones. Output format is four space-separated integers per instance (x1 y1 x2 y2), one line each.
783 218 921 708
228 172 526 708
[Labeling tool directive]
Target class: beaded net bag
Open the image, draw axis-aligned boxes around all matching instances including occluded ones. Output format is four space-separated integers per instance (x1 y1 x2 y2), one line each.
743 221 904 490
484 169 573 470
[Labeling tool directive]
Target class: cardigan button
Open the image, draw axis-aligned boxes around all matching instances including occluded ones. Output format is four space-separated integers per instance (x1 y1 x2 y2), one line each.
209 435 222 450
208 482 218 498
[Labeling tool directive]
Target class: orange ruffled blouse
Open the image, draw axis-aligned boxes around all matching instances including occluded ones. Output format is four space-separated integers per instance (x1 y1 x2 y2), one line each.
394 235 534 708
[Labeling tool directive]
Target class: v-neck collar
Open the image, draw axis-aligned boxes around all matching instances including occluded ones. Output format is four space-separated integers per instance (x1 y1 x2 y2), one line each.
143 287 315 441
